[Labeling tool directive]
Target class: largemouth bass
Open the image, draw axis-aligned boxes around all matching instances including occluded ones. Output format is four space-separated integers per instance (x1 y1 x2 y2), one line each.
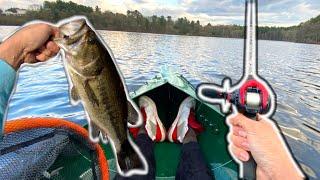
54 17 147 176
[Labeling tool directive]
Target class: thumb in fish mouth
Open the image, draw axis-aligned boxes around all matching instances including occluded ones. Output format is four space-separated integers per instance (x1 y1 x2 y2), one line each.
51 40 65 54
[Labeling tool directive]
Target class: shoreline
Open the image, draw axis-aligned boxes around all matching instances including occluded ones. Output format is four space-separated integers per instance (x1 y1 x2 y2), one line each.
0 24 319 46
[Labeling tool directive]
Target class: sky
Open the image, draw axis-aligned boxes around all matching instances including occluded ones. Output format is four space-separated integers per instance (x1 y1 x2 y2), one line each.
1 0 320 27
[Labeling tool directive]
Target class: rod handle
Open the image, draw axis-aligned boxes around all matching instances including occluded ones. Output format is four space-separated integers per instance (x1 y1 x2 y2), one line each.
242 113 257 180
243 153 257 180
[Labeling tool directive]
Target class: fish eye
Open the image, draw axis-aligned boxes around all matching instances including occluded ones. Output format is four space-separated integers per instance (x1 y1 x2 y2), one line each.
88 37 94 43
63 35 69 39
87 32 95 44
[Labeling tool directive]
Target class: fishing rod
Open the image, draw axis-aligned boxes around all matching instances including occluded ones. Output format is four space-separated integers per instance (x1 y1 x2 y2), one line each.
197 0 276 179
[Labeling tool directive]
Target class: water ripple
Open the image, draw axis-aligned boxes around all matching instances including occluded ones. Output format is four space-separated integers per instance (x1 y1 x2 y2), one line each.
1 27 320 179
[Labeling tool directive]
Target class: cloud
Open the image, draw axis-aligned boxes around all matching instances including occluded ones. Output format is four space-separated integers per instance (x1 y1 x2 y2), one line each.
0 0 48 9
182 0 320 26
1 0 319 27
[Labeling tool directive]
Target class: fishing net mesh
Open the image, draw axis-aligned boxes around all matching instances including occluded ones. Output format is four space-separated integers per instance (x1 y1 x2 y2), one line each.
0 125 103 180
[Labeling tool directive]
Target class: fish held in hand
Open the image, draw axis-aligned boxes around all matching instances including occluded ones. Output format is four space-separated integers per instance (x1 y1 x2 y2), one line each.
54 17 147 176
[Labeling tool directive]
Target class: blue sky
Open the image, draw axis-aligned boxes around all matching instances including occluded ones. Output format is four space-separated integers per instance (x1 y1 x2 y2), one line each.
1 0 320 27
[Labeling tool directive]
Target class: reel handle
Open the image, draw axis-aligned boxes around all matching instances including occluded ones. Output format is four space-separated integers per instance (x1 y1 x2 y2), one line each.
196 83 229 104
200 87 224 99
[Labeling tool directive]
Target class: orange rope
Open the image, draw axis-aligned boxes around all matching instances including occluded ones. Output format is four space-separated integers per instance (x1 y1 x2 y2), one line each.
5 118 109 180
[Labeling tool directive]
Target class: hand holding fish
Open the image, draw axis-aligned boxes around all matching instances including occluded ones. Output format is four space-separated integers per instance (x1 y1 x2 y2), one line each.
0 23 60 70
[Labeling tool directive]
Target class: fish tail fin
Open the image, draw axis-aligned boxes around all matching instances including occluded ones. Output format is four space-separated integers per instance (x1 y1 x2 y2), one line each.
116 138 147 175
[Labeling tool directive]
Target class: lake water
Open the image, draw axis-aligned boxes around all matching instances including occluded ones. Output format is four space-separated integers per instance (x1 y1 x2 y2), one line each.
1 26 319 179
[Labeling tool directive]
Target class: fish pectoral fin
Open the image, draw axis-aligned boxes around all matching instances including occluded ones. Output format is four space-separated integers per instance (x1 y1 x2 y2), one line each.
69 87 81 105
127 101 141 127
71 87 80 102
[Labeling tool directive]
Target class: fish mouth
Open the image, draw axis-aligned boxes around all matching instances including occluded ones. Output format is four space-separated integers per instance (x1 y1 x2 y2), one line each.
59 18 87 36
54 18 91 55
54 18 89 46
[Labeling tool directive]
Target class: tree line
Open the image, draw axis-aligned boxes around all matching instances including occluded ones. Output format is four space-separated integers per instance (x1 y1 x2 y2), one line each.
0 0 320 44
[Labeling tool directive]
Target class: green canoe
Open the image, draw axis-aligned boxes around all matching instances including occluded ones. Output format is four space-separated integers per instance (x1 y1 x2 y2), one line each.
47 70 238 179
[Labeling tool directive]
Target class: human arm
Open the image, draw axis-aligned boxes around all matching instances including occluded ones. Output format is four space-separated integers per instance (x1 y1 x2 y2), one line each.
227 113 305 180
0 23 60 133
0 60 16 132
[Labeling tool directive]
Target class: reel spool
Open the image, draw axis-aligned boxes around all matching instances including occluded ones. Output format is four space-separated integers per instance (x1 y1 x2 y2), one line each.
230 79 270 116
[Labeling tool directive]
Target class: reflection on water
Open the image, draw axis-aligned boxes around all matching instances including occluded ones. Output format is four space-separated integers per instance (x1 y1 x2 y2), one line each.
1 26 320 179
